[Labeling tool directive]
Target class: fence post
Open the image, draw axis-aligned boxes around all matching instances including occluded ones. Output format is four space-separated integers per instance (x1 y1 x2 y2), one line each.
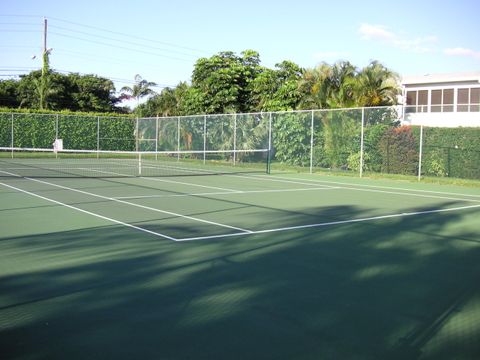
310 110 314 174
233 113 237 166
177 117 181 161
96 116 100 158
135 117 139 152
203 115 207 165
55 114 59 140
155 115 159 160
418 125 424 181
360 107 365 178
11 113 14 158
268 112 272 174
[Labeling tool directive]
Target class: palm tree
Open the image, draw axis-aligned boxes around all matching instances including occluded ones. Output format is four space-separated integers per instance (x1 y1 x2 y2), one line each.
325 61 357 108
298 62 333 109
353 61 400 107
120 74 157 108
34 50 54 110
298 61 357 109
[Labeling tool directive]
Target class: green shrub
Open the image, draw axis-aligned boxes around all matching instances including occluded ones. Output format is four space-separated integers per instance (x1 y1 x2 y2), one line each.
379 126 418 175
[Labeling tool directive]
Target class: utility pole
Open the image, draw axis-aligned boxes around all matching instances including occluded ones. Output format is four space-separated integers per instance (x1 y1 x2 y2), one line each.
42 17 48 77
39 17 51 110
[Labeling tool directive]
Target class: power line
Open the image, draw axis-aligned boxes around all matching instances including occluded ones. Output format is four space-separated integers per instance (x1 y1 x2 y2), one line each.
0 15 42 18
48 16 209 55
0 15 194 90
0 30 40 33
49 31 193 62
54 49 174 74
49 24 200 59
0 67 175 89
0 22 39 25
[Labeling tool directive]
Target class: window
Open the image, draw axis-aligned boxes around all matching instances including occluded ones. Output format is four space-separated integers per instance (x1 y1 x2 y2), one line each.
431 90 442 112
407 86 480 113
406 90 428 113
406 91 416 113
443 89 454 112
430 88 454 112
471 88 480 112
456 88 480 112
457 88 469 112
418 90 428 112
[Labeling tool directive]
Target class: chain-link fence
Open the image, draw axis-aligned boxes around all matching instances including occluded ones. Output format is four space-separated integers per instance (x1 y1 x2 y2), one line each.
1 107 479 180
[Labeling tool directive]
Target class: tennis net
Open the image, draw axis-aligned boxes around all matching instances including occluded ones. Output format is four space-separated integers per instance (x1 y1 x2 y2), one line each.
0 147 270 178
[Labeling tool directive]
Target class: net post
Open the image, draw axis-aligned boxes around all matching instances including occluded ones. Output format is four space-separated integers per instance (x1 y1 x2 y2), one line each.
360 107 365 178
309 110 314 174
418 125 424 181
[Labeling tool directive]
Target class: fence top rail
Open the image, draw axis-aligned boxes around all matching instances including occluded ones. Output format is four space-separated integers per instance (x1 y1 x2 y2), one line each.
1 105 403 123
0 112 133 120
139 105 401 121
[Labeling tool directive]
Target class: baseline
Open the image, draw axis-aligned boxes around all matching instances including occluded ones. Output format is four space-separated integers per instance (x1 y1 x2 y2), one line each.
230 174 480 203
176 203 480 242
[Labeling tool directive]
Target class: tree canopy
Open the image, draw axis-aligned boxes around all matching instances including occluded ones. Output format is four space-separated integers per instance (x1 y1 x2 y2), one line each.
139 51 400 117
0 50 400 115
1 71 121 113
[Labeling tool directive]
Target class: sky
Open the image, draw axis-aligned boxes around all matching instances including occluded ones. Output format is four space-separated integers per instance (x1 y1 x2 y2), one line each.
1 0 479 97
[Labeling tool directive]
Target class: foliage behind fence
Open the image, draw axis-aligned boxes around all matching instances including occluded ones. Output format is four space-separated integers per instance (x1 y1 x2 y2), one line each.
1 109 479 180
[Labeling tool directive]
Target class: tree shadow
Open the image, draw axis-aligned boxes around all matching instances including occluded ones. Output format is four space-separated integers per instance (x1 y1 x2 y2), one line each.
0 202 479 359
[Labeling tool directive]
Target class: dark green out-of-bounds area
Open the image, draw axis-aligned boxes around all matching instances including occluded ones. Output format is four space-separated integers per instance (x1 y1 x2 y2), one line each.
1 172 479 360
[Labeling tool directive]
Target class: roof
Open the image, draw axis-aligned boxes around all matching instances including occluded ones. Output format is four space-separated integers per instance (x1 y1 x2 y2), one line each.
401 72 480 86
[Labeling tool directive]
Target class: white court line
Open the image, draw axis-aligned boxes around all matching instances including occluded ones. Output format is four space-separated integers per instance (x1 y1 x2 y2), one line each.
27 177 252 234
114 187 338 200
0 181 178 240
0 170 21 177
83 168 241 193
230 173 339 188
253 174 480 199
139 176 240 192
230 174 480 203
176 203 480 242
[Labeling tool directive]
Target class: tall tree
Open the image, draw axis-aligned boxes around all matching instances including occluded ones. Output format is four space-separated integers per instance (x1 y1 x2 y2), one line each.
251 60 304 111
191 50 263 114
120 75 157 108
298 63 333 109
298 61 357 109
68 73 118 112
353 61 399 107
0 79 19 107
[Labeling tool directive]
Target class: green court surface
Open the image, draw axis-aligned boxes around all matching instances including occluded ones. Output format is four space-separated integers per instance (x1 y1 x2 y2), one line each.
1 172 480 359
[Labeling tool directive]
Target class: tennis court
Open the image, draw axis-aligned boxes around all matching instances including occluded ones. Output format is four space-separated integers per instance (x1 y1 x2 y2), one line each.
1 164 480 359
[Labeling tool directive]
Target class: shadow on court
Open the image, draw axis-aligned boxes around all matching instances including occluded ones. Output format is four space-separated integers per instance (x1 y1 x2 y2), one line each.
1 202 480 360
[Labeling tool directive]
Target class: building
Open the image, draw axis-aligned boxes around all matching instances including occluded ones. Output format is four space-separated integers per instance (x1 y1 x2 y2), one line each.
401 72 480 127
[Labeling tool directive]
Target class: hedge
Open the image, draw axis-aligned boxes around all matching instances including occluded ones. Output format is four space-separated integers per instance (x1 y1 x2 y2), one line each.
0 112 135 151
413 126 480 179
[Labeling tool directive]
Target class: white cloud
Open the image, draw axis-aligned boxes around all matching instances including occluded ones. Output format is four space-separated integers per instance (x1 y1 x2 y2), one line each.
444 47 480 60
358 23 437 53
359 23 396 42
